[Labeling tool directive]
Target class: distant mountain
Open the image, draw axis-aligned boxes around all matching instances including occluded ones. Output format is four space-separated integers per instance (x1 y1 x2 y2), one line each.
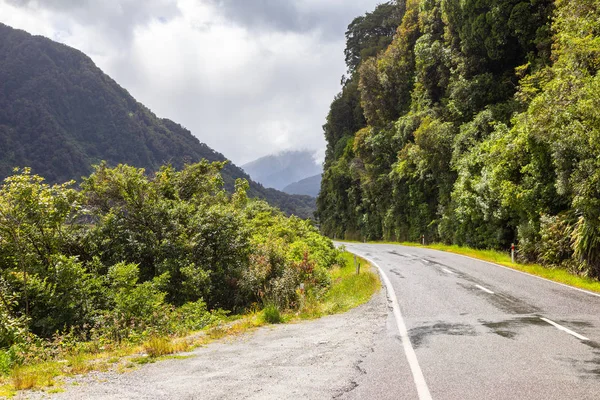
242 150 322 191
0 23 315 218
283 174 322 198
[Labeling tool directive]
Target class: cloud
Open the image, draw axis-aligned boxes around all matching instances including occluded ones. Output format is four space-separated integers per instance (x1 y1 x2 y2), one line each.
6 0 181 46
208 0 386 39
0 0 383 164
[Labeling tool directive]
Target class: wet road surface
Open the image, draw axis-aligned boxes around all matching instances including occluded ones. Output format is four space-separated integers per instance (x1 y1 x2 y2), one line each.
24 243 600 399
341 243 600 400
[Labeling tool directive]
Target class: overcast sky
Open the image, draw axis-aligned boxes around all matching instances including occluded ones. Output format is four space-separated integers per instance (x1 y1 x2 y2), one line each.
0 0 382 165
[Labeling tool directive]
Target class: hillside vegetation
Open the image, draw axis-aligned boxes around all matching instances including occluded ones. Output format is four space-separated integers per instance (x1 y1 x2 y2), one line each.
0 23 315 218
317 0 600 277
0 163 344 376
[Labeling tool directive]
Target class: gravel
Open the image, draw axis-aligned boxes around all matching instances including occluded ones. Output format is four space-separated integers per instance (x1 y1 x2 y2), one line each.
21 289 390 400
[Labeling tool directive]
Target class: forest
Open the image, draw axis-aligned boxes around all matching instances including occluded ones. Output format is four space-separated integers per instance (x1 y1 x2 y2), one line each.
0 163 343 371
317 0 600 277
0 23 315 219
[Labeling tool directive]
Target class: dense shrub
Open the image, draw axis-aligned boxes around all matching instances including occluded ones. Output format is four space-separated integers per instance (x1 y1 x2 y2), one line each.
0 161 343 356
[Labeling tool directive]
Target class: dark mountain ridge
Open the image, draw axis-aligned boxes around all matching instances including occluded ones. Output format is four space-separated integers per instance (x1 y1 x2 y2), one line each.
0 23 315 218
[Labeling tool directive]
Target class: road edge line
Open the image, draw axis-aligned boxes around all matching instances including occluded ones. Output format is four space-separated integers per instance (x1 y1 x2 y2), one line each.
387 245 600 299
354 253 433 400
338 241 600 299
448 252 600 299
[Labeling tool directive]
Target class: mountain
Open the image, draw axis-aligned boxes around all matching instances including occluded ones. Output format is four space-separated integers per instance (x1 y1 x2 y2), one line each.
283 174 322 198
242 150 322 191
0 23 315 218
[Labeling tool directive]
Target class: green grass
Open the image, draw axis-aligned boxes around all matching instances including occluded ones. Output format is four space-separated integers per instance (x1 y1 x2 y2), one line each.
342 240 600 294
0 252 381 397
262 304 283 324
323 253 380 313
296 252 380 318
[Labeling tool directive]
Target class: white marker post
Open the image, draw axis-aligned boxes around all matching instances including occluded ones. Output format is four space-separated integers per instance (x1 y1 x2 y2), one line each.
511 243 515 263
354 254 360 275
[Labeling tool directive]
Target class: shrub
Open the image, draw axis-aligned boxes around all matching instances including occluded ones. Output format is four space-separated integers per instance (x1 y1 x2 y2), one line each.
0 350 12 376
11 367 37 390
538 213 574 268
262 304 282 324
517 221 540 263
102 263 171 341
173 299 227 333
0 290 29 348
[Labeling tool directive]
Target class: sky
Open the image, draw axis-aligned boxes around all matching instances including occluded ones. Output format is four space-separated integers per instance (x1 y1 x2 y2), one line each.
0 0 383 165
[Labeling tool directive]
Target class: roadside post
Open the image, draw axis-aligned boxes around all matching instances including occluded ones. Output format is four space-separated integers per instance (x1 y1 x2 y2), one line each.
354 254 360 275
421 235 425 245
511 243 515 263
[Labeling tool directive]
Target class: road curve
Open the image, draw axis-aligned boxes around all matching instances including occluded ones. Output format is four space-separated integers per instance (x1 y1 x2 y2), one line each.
27 288 396 400
341 242 600 400
24 243 600 399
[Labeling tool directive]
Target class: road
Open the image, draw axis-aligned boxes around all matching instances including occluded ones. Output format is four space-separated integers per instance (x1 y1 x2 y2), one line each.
27 284 391 400
341 242 600 399
27 243 600 399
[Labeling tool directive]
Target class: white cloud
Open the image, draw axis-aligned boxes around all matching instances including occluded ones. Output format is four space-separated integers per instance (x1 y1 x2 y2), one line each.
0 0 382 164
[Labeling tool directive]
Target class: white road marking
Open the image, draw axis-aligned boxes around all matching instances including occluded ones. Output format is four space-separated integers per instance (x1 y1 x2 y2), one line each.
418 247 600 299
422 259 431 264
442 268 455 275
475 284 495 294
354 253 433 400
540 318 590 341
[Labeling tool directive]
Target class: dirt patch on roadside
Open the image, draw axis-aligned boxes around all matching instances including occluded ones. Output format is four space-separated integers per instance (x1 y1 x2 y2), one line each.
23 291 388 400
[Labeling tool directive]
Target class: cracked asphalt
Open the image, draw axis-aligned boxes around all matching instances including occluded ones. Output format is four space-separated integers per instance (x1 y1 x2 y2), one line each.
25 286 415 400
24 243 600 399
343 243 600 399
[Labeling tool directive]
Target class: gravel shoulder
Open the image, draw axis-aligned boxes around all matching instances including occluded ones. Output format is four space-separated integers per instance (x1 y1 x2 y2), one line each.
22 288 400 400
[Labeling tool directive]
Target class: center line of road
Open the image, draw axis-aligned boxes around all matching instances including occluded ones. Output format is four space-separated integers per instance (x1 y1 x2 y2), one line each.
442 268 454 275
355 253 433 400
475 284 494 294
540 317 590 341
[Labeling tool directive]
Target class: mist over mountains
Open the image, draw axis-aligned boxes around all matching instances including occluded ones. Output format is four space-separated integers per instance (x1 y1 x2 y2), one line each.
242 150 322 192
0 23 315 218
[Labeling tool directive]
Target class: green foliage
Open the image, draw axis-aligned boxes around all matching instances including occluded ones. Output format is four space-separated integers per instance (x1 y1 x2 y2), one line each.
344 1 406 74
0 23 315 219
318 0 600 279
0 159 343 361
261 304 282 324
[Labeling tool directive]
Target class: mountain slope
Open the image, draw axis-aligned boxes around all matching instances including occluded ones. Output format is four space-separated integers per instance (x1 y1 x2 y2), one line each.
0 23 315 218
283 174 322 198
242 150 321 190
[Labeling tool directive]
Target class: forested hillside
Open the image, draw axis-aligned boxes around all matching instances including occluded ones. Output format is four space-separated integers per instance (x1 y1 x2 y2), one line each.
0 23 315 218
318 0 600 277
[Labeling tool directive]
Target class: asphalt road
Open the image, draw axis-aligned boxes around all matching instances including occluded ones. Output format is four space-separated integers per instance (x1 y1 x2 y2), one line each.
341 242 600 400
26 284 392 400
25 243 600 399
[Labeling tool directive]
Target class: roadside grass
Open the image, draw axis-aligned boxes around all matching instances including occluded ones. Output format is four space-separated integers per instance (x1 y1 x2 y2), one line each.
296 252 380 319
0 251 380 397
143 337 191 358
342 240 600 294
262 304 283 324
